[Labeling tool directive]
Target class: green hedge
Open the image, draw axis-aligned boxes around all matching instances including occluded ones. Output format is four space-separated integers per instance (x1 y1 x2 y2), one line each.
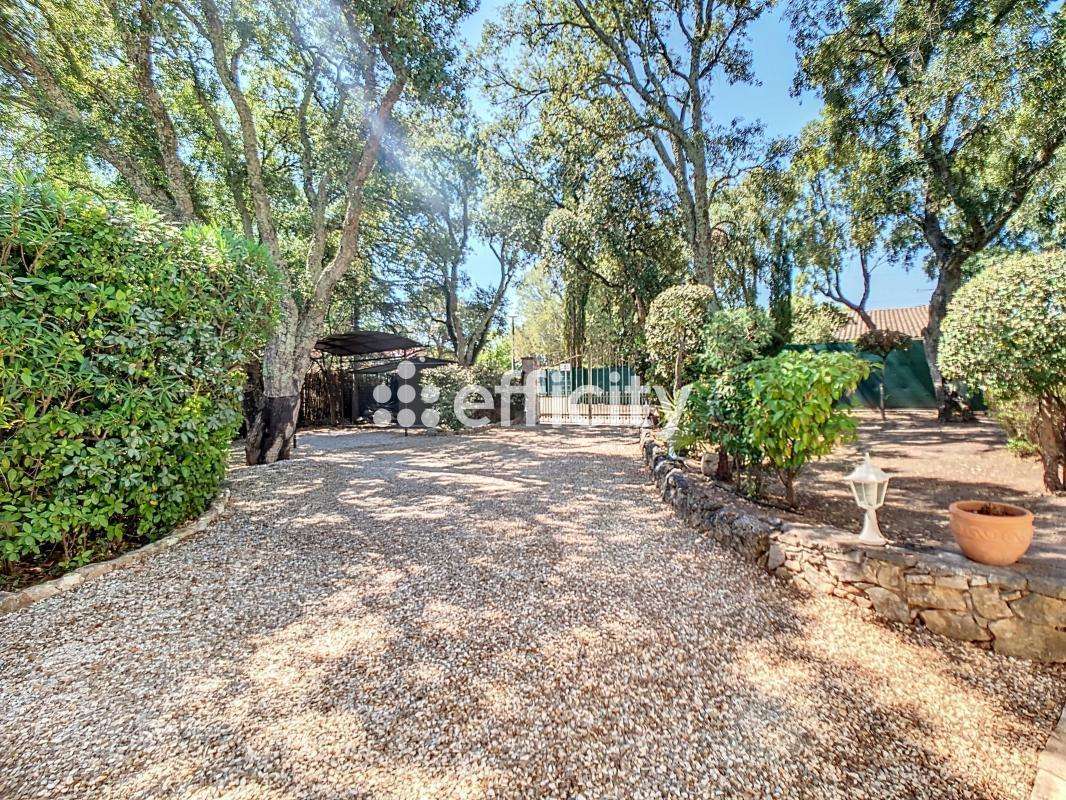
0 180 277 571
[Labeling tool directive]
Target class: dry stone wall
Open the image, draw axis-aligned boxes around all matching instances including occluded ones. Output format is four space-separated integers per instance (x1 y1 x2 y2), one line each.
642 437 1066 663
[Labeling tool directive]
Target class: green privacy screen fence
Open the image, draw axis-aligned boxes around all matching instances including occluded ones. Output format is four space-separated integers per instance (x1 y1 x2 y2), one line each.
536 341 971 410
788 340 940 409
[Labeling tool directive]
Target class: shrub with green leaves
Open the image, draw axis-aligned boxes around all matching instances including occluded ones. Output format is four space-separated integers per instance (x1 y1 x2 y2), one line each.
985 390 1040 458
0 180 278 572
699 307 775 375
789 294 850 344
745 350 870 507
644 284 717 387
939 249 1066 491
420 364 479 430
675 367 763 486
470 362 526 423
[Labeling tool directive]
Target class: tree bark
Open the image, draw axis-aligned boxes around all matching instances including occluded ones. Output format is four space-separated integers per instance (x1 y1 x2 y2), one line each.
715 448 732 481
922 253 965 420
1035 396 1065 493
782 471 797 509
244 394 301 464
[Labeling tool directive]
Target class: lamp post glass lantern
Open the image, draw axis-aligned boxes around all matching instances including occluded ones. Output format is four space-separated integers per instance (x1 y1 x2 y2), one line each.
845 452 890 546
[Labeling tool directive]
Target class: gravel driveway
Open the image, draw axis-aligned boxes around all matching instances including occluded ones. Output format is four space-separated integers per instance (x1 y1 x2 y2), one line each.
2 426 1063 800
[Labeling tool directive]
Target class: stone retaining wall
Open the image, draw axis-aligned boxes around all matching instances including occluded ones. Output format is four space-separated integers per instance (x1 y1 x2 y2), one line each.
642 438 1066 663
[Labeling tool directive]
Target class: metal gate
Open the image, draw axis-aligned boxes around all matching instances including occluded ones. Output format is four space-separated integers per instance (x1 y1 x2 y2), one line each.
533 353 650 426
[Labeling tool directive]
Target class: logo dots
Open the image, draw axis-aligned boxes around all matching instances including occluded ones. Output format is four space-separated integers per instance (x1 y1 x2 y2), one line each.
370 360 440 429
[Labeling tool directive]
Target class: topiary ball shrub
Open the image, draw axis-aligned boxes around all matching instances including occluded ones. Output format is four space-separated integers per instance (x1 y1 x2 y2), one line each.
939 249 1066 491
644 284 717 387
855 329 910 359
700 307 775 375
0 180 278 576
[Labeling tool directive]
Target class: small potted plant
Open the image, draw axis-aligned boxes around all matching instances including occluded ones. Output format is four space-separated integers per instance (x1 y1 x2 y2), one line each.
948 501 1034 566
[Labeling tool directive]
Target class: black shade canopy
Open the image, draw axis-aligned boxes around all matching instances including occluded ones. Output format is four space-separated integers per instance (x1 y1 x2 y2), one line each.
315 330 422 357
352 356 454 374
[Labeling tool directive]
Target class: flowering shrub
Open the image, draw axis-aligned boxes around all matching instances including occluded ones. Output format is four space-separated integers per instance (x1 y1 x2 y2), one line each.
0 180 277 574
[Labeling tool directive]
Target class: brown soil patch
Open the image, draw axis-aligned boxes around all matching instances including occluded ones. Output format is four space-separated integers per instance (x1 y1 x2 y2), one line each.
795 410 1065 568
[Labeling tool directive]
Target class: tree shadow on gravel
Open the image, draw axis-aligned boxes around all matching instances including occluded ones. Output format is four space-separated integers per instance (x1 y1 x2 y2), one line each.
2 427 1063 800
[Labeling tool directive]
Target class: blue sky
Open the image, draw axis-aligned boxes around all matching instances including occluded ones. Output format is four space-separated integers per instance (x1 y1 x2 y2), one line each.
458 1 935 311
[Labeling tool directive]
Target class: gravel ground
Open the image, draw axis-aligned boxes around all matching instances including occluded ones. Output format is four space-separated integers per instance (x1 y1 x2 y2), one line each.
1 426 1064 800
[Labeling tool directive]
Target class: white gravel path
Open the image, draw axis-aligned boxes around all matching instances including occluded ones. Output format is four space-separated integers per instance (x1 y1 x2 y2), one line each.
1 426 1063 800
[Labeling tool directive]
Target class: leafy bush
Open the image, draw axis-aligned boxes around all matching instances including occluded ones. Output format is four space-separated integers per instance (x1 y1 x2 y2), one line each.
855 329 910 359
474 335 513 374
699 307 775 375
420 364 479 431
675 367 762 485
986 390 1040 457
471 362 526 423
644 284 717 386
0 180 277 572
939 249 1066 491
789 294 850 344
745 350 870 507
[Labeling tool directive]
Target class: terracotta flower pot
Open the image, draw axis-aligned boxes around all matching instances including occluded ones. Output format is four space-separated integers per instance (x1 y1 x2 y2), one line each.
949 500 1034 566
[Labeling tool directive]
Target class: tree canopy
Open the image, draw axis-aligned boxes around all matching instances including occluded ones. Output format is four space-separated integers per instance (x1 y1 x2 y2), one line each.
791 0 1066 413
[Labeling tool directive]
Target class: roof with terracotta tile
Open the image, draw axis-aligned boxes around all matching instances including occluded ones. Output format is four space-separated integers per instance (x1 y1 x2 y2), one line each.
834 305 929 341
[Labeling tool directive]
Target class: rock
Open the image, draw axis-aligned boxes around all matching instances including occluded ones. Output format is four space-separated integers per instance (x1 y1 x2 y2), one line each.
907 583 968 612
828 548 864 564
986 571 1028 592
989 618 1066 662
1009 593 1066 628
970 587 1012 621
920 610 991 642
825 557 865 583
905 573 934 585
873 548 919 567
934 575 969 590
0 592 25 613
866 587 910 624
699 452 715 477
1027 576 1066 600
801 565 836 594
766 543 785 571
874 563 906 594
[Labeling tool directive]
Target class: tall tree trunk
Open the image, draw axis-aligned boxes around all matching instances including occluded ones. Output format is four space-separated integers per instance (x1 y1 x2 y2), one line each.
243 79 405 465
1035 396 1065 493
244 312 304 464
922 254 965 420
768 253 792 349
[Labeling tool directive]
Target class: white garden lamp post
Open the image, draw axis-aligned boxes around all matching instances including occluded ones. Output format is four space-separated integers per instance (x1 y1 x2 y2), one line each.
845 452 890 546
